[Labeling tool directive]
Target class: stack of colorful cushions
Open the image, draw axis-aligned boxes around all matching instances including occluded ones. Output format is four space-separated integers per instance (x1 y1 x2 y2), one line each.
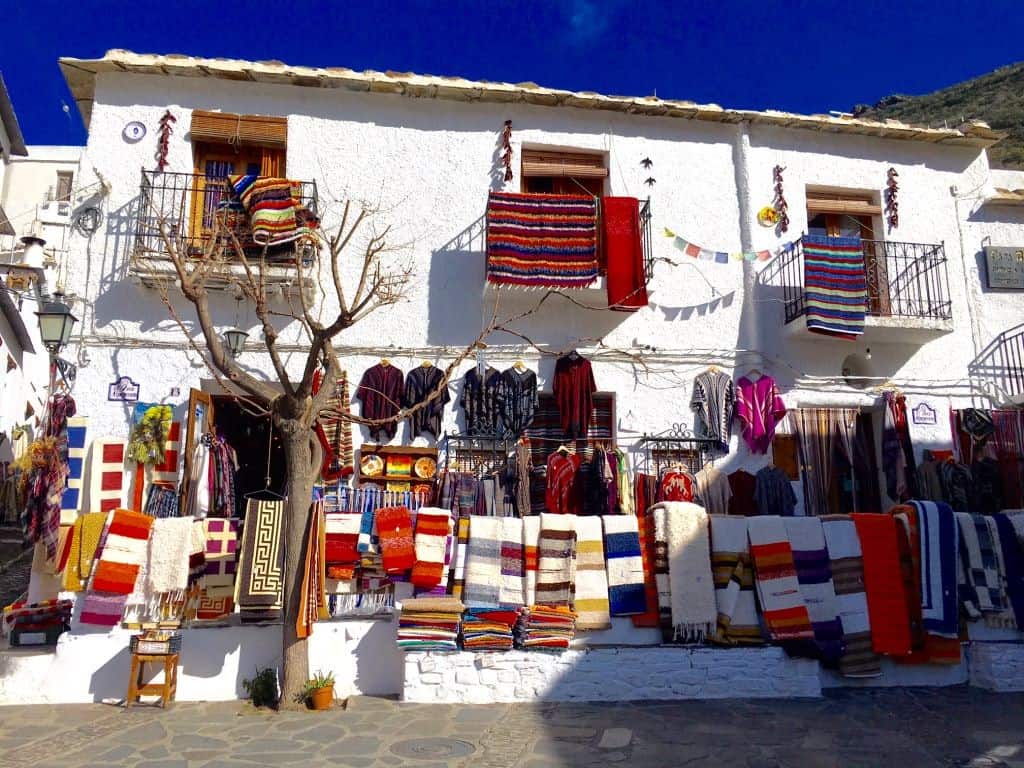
460 607 517 651
515 605 577 652
2 599 73 646
396 596 465 652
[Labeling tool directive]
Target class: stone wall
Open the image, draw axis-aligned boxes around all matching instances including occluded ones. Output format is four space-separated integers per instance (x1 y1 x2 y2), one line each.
402 647 822 704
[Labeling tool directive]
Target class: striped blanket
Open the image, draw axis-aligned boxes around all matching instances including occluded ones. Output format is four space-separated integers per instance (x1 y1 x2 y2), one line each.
536 513 577 608
447 517 471 600
485 192 599 288
785 517 844 664
522 516 541 606
228 175 319 247
602 515 646 616
908 501 959 638
747 515 815 643
499 517 525 608
324 511 362 580
802 234 866 339
463 517 503 607
709 515 763 646
573 516 610 630
410 508 452 590
377 506 415 575
821 515 880 677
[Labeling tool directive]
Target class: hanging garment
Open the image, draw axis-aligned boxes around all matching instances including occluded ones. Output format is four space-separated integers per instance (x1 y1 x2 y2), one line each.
613 449 633 516
581 448 615 516
940 461 972 512
727 470 757 516
820 514 881 678
296 500 327 639
545 450 581 514
513 441 533 517
573 516 611 629
404 365 449 440
734 375 787 454
356 363 405 442
754 466 797 516
709 515 763 646
789 409 836 516
184 439 211 519
694 465 732 516
690 370 735 451
972 457 1004 515
210 437 238 518
498 367 539 435
882 393 908 502
553 353 597 439
784 516 844 665
461 366 503 436
747 515 815 644
601 196 648 311
659 469 695 503
916 456 945 502
992 410 1024 509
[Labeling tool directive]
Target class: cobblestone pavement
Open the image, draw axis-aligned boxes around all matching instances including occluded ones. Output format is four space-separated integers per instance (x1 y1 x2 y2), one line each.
0 549 31 607
0 687 1022 767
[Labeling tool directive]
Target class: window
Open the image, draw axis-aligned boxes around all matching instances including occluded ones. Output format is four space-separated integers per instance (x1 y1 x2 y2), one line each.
520 148 607 197
188 111 288 243
55 171 74 202
806 189 889 315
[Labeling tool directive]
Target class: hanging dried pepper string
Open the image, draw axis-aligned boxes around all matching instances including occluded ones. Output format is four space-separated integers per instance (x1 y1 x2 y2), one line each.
772 165 789 233
885 167 900 229
501 120 513 182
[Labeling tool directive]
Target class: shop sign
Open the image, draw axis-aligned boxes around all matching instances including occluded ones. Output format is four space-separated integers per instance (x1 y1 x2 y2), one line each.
911 402 937 426
107 376 140 402
984 245 1024 289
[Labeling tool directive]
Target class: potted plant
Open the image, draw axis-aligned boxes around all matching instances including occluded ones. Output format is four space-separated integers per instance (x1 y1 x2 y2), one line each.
296 669 335 711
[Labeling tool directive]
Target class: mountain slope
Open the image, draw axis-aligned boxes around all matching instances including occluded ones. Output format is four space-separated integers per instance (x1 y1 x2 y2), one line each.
855 63 1024 169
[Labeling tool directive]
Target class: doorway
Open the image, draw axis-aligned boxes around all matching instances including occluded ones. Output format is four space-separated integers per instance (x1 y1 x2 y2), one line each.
211 396 287 516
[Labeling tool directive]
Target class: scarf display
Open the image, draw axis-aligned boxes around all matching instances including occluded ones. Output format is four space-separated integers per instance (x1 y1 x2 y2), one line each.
376 506 415 574
632 500 661 628
801 233 866 339
61 511 106 592
411 508 452 590
747 515 814 643
852 513 912 655
573 516 611 630
908 500 959 638
90 509 153 595
536 513 577 608
59 416 88 520
463 516 503 607
522 515 541 606
956 512 1008 619
993 513 1024 629
447 516 471 600
461 607 518 651
297 500 327 639
652 501 717 643
485 191 599 288
499 517 525 608
143 485 179 518
89 438 127 515
820 515 880 678
235 499 284 624
709 515 762 646
602 514 645 616
784 517 843 664
209 437 238 518
396 597 464 652
515 605 577 651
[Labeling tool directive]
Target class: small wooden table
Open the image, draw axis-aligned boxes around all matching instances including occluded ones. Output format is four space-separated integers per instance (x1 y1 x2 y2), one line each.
126 652 179 708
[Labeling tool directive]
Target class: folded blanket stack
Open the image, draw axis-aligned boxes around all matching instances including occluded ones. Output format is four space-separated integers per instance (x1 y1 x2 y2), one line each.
460 607 518 651
396 597 465 652
515 605 577 651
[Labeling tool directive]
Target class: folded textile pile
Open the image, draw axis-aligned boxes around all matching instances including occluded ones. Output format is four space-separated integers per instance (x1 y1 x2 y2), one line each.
228 175 319 247
460 607 518 651
396 597 465 652
324 510 362 580
2 599 73 637
515 605 577 651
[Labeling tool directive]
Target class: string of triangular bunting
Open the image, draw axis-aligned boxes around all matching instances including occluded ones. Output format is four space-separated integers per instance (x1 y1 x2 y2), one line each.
663 228 798 263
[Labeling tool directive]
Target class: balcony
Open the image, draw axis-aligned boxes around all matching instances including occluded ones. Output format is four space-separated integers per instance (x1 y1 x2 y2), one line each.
484 193 653 300
132 170 319 290
780 236 953 343
969 323 1024 405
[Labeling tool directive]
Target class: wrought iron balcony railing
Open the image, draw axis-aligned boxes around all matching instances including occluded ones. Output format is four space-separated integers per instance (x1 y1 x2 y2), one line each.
133 169 319 262
969 323 1024 402
780 236 952 324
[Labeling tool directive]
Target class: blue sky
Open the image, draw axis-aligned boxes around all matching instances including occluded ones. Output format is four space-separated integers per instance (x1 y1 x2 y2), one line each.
3 0 1023 145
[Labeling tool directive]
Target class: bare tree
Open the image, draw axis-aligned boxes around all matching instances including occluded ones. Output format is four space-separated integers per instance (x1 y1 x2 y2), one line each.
144 199 542 708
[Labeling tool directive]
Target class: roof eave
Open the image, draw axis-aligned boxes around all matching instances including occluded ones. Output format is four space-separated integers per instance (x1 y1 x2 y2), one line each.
0 278 35 354
0 74 28 156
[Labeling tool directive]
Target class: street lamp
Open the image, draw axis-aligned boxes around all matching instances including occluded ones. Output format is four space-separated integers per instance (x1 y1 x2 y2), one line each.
35 295 78 356
223 327 249 359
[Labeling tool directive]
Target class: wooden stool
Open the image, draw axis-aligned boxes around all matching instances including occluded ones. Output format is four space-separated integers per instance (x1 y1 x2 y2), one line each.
126 653 179 708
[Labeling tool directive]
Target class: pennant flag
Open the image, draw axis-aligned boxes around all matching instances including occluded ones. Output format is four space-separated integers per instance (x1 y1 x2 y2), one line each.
715 252 729 264
756 250 771 261
685 243 701 258
698 249 714 261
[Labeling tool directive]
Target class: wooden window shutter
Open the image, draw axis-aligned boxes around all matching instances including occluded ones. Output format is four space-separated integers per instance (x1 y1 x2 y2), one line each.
259 147 286 177
806 191 882 216
521 149 607 178
190 110 288 148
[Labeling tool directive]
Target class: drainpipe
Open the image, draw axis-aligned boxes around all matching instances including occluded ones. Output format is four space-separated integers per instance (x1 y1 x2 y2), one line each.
733 122 763 369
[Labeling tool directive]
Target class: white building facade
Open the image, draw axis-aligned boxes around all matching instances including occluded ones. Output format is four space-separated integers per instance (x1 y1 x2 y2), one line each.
3 50 1023 704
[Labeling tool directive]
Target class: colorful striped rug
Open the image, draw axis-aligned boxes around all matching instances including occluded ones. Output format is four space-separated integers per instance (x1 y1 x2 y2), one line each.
802 234 866 339
228 175 319 246
602 514 646 616
747 515 815 643
709 515 763 646
536 513 577 608
60 417 88 523
784 516 844 664
573 516 610 630
485 192 599 288
462 517 503 607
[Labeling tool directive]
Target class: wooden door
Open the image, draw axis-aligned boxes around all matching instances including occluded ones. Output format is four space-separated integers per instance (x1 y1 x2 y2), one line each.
181 388 214 505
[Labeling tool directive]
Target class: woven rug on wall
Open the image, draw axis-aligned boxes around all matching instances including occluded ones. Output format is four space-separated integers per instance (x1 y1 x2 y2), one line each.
88 438 128 514
60 417 88 523
236 499 284 623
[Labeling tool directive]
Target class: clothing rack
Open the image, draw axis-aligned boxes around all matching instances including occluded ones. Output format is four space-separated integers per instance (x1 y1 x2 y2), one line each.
441 433 513 479
638 424 718 476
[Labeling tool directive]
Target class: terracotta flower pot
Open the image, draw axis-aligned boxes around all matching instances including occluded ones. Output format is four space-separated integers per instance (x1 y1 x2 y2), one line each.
309 685 334 710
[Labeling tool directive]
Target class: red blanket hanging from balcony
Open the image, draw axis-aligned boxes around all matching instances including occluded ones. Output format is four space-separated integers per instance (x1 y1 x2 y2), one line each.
602 197 648 311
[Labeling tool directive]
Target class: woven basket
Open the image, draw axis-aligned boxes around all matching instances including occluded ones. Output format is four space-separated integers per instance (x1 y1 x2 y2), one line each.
130 633 182 655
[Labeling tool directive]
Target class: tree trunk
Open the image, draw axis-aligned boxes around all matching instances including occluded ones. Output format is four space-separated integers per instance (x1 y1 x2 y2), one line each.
277 417 316 710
